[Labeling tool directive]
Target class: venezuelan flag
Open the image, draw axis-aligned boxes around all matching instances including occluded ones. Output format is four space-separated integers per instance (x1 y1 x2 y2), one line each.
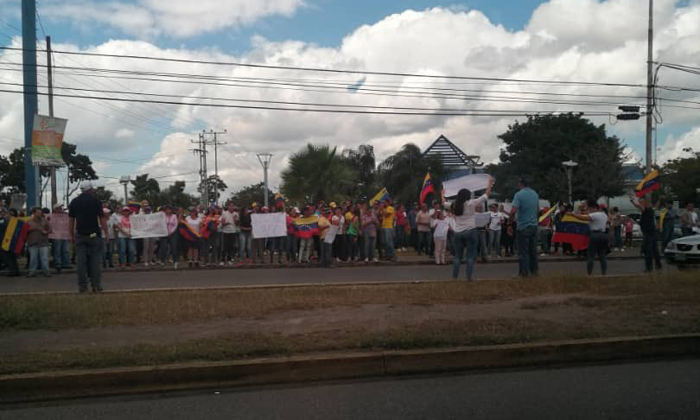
178 221 200 243
419 173 435 205
635 170 660 197
538 204 558 224
293 215 319 238
275 193 285 209
127 201 141 213
369 187 390 205
552 214 590 251
200 218 218 239
1 217 30 255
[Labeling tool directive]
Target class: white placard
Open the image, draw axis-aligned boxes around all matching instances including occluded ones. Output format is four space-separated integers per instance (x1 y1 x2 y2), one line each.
252 213 287 238
130 212 168 239
443 174 493 197
502 203 513 214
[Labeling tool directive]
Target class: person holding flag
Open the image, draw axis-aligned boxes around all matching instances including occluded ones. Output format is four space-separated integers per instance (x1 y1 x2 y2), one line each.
629 195 662 273
635 170 661 198
569 200 609 275
420 173 435 205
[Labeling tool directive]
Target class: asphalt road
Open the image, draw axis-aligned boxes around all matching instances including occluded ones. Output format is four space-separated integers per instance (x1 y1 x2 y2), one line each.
2 359 698 419
0 258 667 294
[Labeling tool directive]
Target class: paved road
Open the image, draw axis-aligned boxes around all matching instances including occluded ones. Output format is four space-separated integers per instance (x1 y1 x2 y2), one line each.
0 259 667 294
2 359 698 419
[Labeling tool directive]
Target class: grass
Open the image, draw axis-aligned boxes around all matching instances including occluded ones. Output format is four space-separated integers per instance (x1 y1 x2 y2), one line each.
2 272 698 331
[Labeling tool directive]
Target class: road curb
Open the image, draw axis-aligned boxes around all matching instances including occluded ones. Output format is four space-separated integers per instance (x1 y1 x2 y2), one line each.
2 334 698 403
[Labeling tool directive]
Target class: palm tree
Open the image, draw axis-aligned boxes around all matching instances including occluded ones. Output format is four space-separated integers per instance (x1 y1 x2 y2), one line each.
281 144 357 204
378 144 445 205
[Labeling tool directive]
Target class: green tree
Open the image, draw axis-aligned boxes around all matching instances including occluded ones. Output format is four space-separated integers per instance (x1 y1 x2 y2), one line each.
198 175 228 205
378 143 445 205
94 186 123 210
342 144 377 200
228 182 274 207
486 113 626 202
662 148 700 206
130 174 161 205
0 148 26 194
159 181 197 209
281 144 357 204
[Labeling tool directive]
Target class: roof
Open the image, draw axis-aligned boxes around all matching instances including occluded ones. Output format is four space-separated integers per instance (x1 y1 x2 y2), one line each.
423 135 483 169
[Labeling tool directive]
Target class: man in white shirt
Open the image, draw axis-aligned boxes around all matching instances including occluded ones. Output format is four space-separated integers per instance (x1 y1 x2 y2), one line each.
322 207 343 268
570 199 609 275
487 203 505 258
220 202 239 265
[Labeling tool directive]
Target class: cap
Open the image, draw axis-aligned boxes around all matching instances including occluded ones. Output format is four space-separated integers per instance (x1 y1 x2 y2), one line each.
329 202 337 208
53 203 63 210
122 206 131 212
293 207 300 213
80 181 95 191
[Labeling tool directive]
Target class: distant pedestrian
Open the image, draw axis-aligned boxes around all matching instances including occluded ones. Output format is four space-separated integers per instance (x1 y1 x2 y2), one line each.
431 210 450 265
508 176 539 278
68 181 109 293
26 207 52 277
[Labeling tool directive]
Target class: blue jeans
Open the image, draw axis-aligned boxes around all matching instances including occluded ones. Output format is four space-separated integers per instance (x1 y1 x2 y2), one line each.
75 234 104 292
118 237 136 265
642 231 662 272
516 225 539 277
452 229 478 280
614 226 623 248
364 236 376 260
28 245 50 274
417 231 430 255
487 230 501 257
52 239 70 269
287 234 297 261
238 231 252 259
383 228 395 258
394 226 404 249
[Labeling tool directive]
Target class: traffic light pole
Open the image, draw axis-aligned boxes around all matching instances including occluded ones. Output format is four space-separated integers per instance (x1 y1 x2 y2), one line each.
22 0 39 209
645 0 654 177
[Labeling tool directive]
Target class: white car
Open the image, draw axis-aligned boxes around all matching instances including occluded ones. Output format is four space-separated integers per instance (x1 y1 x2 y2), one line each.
665 234 700 265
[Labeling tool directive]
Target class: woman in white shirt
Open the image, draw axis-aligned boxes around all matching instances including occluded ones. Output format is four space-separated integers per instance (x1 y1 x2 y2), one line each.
570 199 609 275
431 210 450 265
451 179 493 281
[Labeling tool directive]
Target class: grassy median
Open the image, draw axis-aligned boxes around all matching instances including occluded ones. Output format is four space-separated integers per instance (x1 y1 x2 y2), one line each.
1 271 699 375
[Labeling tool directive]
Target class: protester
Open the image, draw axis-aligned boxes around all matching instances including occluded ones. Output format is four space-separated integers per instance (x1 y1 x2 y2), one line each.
50 204 71 272
416 203 431 256
475 203 488 263
346 206 360 262
68 181 108 293
381 199 396 261
140 206 158 267
322 207 343 268
508 176 539 278
361 203 379 262
287 207 299 263
250 205 265 265
237 206 253 266
116 207 136 268
623 215 634 249
452 179 493 281
680 203 697 237
0 207 20 277
407 203 418 252
296 206 317 264
538 207 553 256
610 206 623 251
26 207 52 277
185 207 203 268
395 203 408 252
570 200 609 275
432 210 450 265
220 202 239 265
629 195 662 273
660 200 677 250
487 203 505 258
159 205 179 269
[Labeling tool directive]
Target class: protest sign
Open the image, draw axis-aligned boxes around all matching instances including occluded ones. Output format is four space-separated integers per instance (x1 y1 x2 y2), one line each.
252 213 286 238
475 213 491 228
48 213 70 239
442 174 493 197
130 212 168 239
31 114 68 167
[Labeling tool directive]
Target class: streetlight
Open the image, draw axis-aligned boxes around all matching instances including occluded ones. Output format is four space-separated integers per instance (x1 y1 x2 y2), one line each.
256 153 273 208
119 175 130 204
562 160 578 205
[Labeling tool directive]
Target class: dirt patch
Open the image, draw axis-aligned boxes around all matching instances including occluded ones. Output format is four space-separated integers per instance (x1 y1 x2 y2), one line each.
0 294 590 354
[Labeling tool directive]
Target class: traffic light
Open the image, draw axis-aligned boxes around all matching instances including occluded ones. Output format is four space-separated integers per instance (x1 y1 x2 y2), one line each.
617 105 641 121
618 105 640 113
616 113 641 120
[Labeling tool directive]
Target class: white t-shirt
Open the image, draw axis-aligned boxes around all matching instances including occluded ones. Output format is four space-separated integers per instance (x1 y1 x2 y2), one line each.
453 194 489 233
186 215 202 235
589 212 608 232
325 215 344 244
220 210 239 234
489 212 505 231
432 219 450 239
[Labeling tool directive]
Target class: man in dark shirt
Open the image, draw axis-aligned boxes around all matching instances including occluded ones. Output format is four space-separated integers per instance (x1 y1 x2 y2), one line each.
69 181 108 293
630 195 662 273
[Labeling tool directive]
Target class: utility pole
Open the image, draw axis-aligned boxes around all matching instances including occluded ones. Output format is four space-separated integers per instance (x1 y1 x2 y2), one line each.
645 0 654 176
46 35 59 208
257 153 273 208
191 134 209 205
119 176 130 204
22 0 39 209
201 129 226 205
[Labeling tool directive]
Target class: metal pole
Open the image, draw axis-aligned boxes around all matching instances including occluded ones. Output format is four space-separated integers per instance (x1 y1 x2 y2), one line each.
201 133 208 205
567 168 573 205
46 36 58 208
263 164 269 208
22 0 39 209
256 153 273 208
123 182 128 204
645 0 654 176
213 132 218 205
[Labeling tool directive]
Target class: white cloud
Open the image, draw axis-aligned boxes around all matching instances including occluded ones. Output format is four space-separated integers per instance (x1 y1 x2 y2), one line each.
41 0 305 39
657 127 700 164
2 1 700 201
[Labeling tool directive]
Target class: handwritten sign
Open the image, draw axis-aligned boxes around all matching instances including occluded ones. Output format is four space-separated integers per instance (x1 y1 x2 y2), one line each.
443 174 493 197
48 213 70 239
130 212 168 239
251 213 286 238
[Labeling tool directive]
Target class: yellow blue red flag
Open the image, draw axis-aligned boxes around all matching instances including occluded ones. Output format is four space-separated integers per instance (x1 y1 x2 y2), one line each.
635 170 660 197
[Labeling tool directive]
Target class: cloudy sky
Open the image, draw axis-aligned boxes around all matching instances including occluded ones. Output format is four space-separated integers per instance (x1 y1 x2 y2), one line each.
0 0 699 201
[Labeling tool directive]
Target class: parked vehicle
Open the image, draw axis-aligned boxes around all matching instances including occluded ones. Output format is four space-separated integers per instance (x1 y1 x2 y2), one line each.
664 234 700 266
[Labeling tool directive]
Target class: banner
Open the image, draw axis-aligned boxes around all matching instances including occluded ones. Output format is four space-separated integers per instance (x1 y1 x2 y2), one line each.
251 213 287 238
31 114 68 167
130 212 168 239
48 213 70 240
443 174 493 197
